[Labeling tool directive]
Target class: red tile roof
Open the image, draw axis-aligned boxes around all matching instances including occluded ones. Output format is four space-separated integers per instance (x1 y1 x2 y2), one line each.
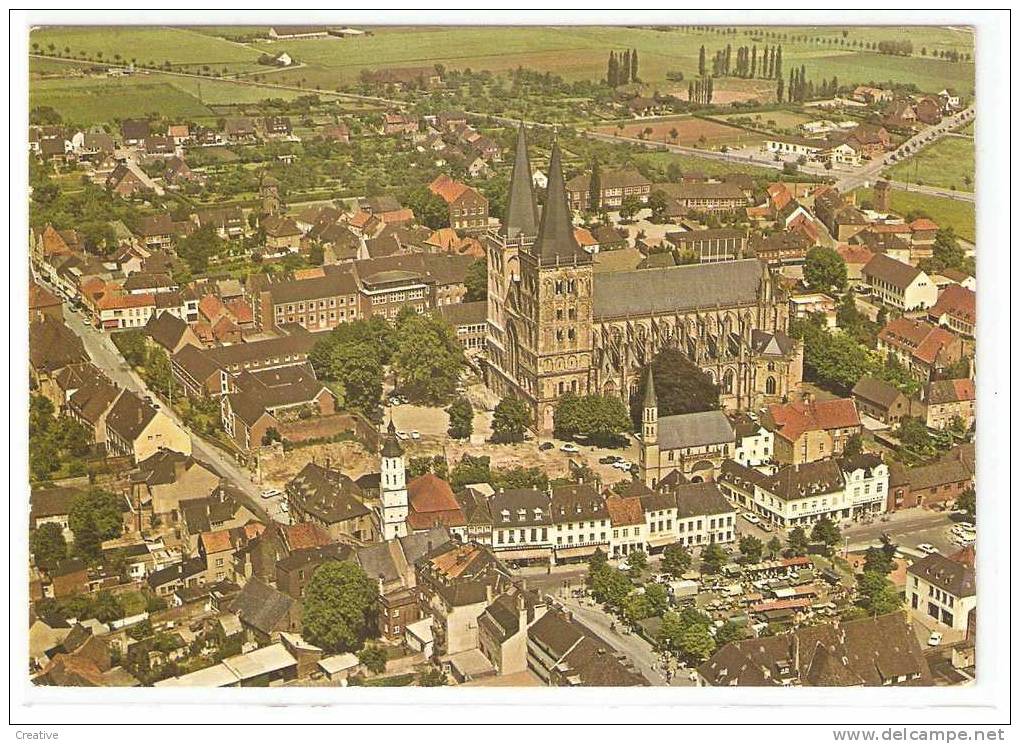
408 473 460 513
929 284 976 325
836 243 874 266
282 522 334 551
198 294 226 322
910 218 939 232
879 318 960 364
606 496 644 527
429 174 472 204
766 398 861 443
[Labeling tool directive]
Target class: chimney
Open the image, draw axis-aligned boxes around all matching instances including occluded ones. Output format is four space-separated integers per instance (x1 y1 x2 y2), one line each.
173 456 188 482
801 392 814 405
562 609 572 622
485 583 494 604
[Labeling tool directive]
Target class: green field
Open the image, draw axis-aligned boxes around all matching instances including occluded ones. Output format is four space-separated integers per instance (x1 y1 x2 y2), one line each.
885 137 974 192
241 26 974 94
30 26 263 70
855 186 975 243
30 75 215 123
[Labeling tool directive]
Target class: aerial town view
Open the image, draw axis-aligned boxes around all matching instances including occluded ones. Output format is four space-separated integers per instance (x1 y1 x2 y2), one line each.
27 22 980 691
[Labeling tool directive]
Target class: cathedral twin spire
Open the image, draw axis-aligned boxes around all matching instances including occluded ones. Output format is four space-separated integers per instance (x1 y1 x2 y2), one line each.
503 123 585 265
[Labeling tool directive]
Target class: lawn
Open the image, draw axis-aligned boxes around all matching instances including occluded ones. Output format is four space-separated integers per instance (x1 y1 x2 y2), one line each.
885 136 974 192
854 187 975 243
717 109 819 132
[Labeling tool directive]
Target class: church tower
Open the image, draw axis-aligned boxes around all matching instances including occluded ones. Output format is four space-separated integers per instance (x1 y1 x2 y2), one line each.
379 419 408 540
522 139 595 433
485 123 540 403
639 371 660 488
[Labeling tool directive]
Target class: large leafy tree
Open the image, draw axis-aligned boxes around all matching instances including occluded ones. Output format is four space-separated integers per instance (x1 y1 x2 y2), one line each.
587 564 632 608
629 349 720 427
302 561 378 653
662 543 692 578
68 489 124 563
402 186 449 230
804 246 847 293
739 535 764 564
810 517 842 556
787 526 809 556
554 394 631 445
446 396 473 439
320 339 383 413
701 542 728 574
176 225 225 274
856 570 902 616
30 523 67 573
391 312 464 404
657 608 716 663
491 396 531 443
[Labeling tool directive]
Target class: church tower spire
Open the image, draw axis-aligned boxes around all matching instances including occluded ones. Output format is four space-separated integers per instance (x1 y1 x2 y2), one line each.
501 122 539 240
379 416 408 540
535 138 585 266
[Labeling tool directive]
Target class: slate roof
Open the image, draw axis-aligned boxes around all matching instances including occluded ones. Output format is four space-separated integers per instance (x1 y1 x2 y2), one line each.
500 123 540 239
30 319 87 374
287 462 372 525
862 253 924 289
144 312 191 351
671 482 736 519
105 390 158 442
852 377 906 409
907 553 976 598
657 409 735 451
228 579 295 636
534 141 587 267
549 483 607 524
592 259 764 319
439 300 487 327
698 612 931 686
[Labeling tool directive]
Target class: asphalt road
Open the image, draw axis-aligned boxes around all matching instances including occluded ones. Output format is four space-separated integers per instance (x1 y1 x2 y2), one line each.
54 298 286 524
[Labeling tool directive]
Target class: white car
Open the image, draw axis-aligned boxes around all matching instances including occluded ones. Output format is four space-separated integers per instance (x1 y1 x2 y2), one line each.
396 431 410 441
741 513 760 525
560 443 580 454
956 522 975 532
279 501 289 513
613 460 633 471
260 488 282 500
916 543 938 556
410 431 421 440
928 631 943 647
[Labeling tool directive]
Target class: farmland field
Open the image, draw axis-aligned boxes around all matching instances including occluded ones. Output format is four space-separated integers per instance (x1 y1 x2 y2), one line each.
854 187 975 243
596 116 761 149
885 137 974 192
717 109 821 132
43 25 969 96
30 75 215 123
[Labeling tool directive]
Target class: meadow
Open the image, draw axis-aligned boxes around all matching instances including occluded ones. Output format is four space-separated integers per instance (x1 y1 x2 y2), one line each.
885 137 975 192
596 116 761 150
30 75 215 123
855 186 975 243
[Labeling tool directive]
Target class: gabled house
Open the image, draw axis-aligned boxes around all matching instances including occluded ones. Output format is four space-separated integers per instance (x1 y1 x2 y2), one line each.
105 390 192 462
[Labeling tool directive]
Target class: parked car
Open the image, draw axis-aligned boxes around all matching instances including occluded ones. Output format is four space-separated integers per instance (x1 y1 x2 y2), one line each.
928 631 943 647
260 489 282 500
916 543 938 556
410 431 421 440
613 459 633 471
396 431 410 441
560 443 580 454
741 513 760 525
758 522 773 533
539 442 555 451
599 455 621 465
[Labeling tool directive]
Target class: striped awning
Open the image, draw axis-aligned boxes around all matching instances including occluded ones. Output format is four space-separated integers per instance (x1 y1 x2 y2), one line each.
555 545 598 559
494 547 551 561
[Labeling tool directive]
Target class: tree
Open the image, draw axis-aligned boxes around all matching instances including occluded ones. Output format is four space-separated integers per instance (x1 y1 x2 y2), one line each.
357 644 388 674
698 45 707 77
91 591 124 624
643 582 668 616
787 526 809 556
491 396 531 443
739 535 764 564
30 523 67 573
68 489 124 563
804 246 848 293
588 564 632 608
766 536 783 559
715 620 746 646
627 549 648 575
857 570 902 616
811 517 842 556
956 486 976 522
302 561 378 653
701 542 727 574
391 313 464 404
175 225 225 274
446 396 473 439
661 543 691 578
630 48 639 82
318 339 383 414
657 609 716 663
862 535 898 576
843 433 863 458
588 547 608 573
629 349 719 427
463 258 487 302
403 186 449 230
588 159 602 213
553 394 631 446
619 194 643 222
898 416 933 456
607 51 618 87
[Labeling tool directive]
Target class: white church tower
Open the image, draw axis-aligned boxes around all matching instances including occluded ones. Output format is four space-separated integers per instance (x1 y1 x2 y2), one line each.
379 418 408 540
